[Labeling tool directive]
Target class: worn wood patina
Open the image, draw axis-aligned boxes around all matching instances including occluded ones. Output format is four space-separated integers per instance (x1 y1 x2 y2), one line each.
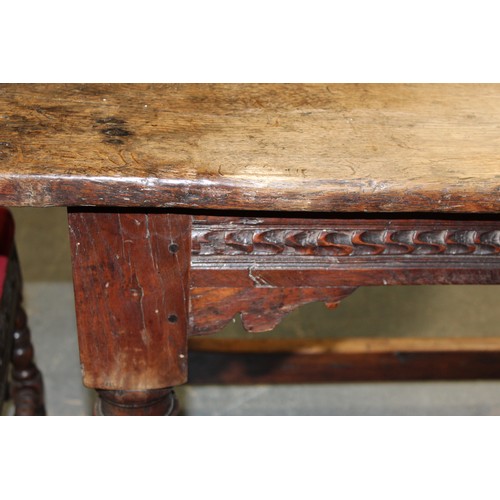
0 84 499 212
0 84 499 415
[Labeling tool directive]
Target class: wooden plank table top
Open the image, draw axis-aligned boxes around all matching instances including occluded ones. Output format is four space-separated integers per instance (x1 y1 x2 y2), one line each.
0 83 499 212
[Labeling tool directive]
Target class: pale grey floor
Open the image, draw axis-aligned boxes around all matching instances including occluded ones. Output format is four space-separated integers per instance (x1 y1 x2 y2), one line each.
5 207 500 416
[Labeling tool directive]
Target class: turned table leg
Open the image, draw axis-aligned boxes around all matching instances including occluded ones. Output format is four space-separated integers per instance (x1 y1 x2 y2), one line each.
68 210 190 416
95 388 179 416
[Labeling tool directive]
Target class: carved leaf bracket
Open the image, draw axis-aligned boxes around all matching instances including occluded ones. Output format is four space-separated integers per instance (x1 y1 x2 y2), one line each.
190 286 357 335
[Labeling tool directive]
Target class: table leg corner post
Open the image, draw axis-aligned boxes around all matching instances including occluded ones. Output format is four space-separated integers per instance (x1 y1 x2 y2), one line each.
68 209 191 416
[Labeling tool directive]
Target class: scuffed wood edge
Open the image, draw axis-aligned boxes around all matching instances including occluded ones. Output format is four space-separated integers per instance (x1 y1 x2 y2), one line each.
0 174 499 213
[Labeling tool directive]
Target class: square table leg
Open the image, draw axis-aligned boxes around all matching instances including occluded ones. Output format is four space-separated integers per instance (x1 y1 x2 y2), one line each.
67 209 190 416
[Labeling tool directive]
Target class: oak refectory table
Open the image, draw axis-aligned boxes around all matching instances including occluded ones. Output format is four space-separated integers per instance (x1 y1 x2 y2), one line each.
0 84 499 415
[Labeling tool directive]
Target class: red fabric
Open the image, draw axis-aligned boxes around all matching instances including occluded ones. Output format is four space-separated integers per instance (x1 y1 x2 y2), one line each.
0 208 15 301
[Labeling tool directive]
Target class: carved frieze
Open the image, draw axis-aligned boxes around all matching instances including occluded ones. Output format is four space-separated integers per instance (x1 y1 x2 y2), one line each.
189 217 500 335
192 226 500 257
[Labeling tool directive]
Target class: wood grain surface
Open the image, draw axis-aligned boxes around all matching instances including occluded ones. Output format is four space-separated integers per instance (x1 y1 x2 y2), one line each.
1 84 499 212
68 210 191 390
188 336 500 354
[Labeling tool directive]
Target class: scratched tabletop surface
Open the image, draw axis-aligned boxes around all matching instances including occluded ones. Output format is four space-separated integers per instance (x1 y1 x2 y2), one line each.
0 84 499 212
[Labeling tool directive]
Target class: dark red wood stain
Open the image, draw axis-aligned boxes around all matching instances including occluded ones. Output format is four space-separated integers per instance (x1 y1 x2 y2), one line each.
68 210 191 391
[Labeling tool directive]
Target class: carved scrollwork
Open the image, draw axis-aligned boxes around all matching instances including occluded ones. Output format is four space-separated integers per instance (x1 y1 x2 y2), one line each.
192 227 500 257
190 286 357 335
189 217 500 335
